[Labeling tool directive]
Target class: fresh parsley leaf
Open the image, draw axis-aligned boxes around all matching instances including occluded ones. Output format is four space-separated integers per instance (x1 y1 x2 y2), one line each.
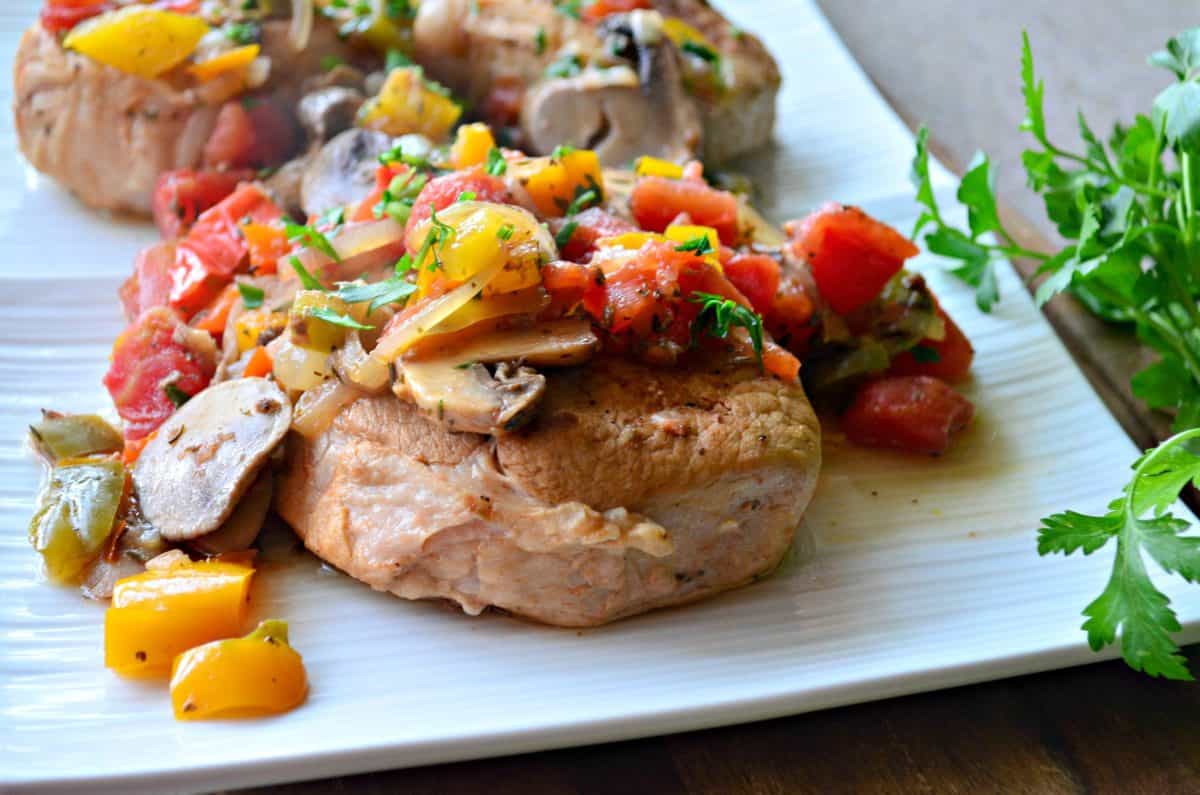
224 21 260 45
457 190 477 202
551 144 577 160
1038 429 1200 680
309 306 375 330
563 188 598 217
554 220 579 250
534 26 547 55
285 221 340 262
320 54 344 72
385 49 412 72
1148 27 1200 81
319 206 346 230
237 282 265 309
690 292 764 363
554 0 581 19
675 235 714 255
1019 31 1048 147
545 53 583 79
681 40 719 64
334 278 416 313
957 151 1003 237
289 256 325 291
496 224 515 241
163 383 192 408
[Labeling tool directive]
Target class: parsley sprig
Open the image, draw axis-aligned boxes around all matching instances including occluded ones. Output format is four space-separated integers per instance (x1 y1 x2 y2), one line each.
285 221 341 262
918 28 1200 678
690 292 764 363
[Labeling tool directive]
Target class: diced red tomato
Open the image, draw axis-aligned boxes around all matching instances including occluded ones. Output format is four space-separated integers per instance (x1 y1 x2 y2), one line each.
554 207 637 262
765 274 818 357
119 242 176 322
582 0 652 22
40 0 111 34
152 169 252 239
842 375 974 455
481 78 524 127
103 307 216 440
351 164 408 223
171 185 283 317
789 203 919 315
724 252 781 315
241 222 289 275
541 260 606 319
888 305 975 382
204 100 300 170
630 176 739 245
193 284 240 335
404 169 510 240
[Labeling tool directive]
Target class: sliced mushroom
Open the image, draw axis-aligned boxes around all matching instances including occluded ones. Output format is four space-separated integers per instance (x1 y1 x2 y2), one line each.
265 152 315 220
413 319 598 368
297 86 365 144
301 128 394 219
395 360 546 434
190 468 274 556
133 378 292 541
520 22 701 164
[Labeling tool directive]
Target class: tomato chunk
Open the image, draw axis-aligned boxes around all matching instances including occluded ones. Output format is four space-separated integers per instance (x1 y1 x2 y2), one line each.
103 308 216 440
119 242 176 322
724 252 781 315
790 203 919 315
403 169 510 241
554 207 637 262
152 169 251 239
630 176 739 245
204 100 299 170
889 305 975 382
40 0 112 33
842 376 974 455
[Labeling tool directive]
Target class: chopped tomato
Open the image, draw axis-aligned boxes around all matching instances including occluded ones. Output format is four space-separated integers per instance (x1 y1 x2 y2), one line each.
403 169 510 241
724 252 781 315
40 0 112 34
630 176 739 245
103 308 216 441
889 305 975 382
582 0 652 22
789 203 919 315
121 434 152 467
762 342 801 382
193 284 240 335
243 346 273 378
119 242 176 322
481 77 524 127
171 185 283 317
541 260 606 318
842 376 974 455
554 207 637 262
241 222 289 275
765 274 818 357
152 169 251 239
204 100 299 170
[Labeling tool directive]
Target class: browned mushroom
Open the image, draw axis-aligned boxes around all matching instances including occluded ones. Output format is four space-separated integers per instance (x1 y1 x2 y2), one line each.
394 360 546 434
190 468 274 556
297 86 365 144
300 128 393 219
412 318 598 368
132 378 292 541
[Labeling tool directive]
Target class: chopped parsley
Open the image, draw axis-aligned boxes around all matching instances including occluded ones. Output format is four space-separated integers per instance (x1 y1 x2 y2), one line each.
675 235 714 256
379 140 431 170
320 54 344 72
374 169 428 224
545 53 583 79
456 190 477 203
163 383 192 408
289 256 325 291
563 188 598 217
309 306 374 330
496 224 515 241
386 0 417 20
224 21 260 45
681 40 720 64
485 147 508 176
385 49 413 72
285 221 341 262
534 26 547 56
554 220 579 250
551 144 577 160
690 292 765 363
237 282 265 309
334 273 417 313
554 0 582 19
319 206 346 230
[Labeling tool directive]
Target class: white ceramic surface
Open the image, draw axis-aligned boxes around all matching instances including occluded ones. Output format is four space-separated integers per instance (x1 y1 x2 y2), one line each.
2 1 1196 793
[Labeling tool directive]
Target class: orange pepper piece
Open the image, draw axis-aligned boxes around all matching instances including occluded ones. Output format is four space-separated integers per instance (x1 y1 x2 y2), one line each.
242 345 273 378
193 283 240 334
240 221 289 275
170 620 308 720
188 44 260 83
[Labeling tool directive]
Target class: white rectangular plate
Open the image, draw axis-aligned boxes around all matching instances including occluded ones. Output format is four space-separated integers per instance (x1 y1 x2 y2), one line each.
2 1 1197 792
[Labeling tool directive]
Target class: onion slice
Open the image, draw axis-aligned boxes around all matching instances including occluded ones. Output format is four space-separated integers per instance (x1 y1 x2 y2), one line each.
289 0 314 51
288 219 408 286
292 380 361 439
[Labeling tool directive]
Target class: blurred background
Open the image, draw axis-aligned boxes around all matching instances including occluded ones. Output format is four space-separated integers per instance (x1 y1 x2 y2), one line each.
816 0 1194 242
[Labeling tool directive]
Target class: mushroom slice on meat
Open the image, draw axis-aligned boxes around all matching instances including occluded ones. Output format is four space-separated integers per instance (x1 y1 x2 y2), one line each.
190 468 274 556
301 128 394 219
520 25 701 164
297 86 365 144
395 360 545 434
415 319 598 368
133 378 292 542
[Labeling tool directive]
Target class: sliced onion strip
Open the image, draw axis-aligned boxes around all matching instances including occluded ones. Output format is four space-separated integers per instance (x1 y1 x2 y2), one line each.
289 0 314 51
292 380 360 439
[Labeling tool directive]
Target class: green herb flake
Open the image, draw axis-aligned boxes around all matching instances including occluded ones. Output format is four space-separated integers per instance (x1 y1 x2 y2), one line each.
237 282 265 309
309 306 375 330
534 26 547 55
320 54 344 72
485 147 508 177
689 292 764 363
289 256 325 292
675 235 713 255
285 221 341 263
496 224 515 241
163 383 192 408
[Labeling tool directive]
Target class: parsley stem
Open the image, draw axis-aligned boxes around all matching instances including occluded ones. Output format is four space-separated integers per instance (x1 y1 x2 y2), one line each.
1125 428 1200 527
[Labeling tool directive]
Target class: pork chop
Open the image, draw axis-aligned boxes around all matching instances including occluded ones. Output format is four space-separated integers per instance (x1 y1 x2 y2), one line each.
275 356 820 626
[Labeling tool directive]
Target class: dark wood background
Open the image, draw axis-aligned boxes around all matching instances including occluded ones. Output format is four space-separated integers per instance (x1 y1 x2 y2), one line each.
239 4 1200 792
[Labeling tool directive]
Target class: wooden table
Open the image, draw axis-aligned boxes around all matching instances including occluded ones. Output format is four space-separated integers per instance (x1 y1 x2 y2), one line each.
244 5 1200 792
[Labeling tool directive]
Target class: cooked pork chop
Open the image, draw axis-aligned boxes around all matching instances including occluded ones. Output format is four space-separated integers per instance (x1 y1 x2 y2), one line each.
13 22 360 214
276 356 820 627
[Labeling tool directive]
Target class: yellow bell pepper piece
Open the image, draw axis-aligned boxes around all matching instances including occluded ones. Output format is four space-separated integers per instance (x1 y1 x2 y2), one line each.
665 223 723 271
661 17 717 52
431 287 549 335
634 156 684 180
170 620 308 720
105 559 255 679
235 309 289 354
188 44 260 83
359 67 462 142
523 149 605 218
289 291 359 352
414 205 545 299
64 7 210 79
451 123 497 170
597 232 666 251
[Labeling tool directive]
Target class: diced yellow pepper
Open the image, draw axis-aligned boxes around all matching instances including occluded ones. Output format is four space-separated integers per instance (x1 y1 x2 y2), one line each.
235 309 289 354
414 204 545 299
290 291 361 352
665 223 723 271
64 7 211 79
451 123 497 170
523 149 605 218
597 232 666 251
105 559 255 678
188 44 260 83
661 17 717 52
635 156 684 180
170 620 307 720
432 287 549 335
359 67 462 142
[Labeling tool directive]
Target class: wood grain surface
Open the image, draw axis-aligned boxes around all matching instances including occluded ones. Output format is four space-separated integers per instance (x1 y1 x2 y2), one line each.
237 4 1200 793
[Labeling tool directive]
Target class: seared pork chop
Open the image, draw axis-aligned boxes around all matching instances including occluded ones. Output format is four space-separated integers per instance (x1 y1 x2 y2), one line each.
276 356 820 627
